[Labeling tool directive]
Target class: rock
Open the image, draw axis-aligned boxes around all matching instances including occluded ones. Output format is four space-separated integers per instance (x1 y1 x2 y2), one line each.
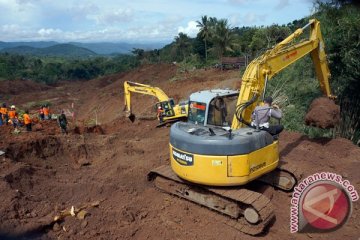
139 211 148 220
30 211 38 218
81 220 88 228
122 209 135 223
33 124 44 131
53 223 61 232
77 210 88 220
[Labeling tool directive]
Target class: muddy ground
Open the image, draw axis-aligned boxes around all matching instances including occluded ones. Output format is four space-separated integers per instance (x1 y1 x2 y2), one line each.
0 64 359 240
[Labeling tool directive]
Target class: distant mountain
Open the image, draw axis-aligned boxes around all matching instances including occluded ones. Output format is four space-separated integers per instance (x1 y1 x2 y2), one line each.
0 41 58 50
0 44 97 57
70 42 166 55
0 41 167 55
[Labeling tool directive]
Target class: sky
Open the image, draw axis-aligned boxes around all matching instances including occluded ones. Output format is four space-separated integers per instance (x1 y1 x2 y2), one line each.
0 0 314 43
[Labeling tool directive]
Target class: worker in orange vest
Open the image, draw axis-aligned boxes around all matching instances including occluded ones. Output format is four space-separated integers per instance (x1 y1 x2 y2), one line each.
43 105 50 120
0 103 8 126
157 105 164 124
23 110 32 131
8 105 19 128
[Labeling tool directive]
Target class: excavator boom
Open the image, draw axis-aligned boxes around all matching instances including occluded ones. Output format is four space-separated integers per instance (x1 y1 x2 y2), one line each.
232 19 333 129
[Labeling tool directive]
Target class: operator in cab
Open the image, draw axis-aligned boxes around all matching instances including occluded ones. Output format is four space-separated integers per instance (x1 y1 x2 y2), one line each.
251 96 284 138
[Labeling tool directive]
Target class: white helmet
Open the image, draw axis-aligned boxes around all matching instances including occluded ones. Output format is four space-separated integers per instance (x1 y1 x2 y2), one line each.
11 105 15 109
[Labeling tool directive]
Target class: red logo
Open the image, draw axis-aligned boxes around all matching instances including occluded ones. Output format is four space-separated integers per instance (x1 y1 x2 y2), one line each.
282 50 298 61
301 182 351 231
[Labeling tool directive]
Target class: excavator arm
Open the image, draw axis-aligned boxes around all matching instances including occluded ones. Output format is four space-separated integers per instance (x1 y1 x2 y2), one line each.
123 81 170 114
231 19 334 129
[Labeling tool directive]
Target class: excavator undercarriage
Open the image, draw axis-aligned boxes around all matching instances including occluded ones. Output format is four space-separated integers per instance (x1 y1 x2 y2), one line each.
148 161 302 235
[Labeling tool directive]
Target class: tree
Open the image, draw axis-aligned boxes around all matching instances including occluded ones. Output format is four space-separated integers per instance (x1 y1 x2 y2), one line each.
313 1 360 143
210 19 238 58
249 25 291 57
131 48 145 60
196 15 211 62
174 32 192 61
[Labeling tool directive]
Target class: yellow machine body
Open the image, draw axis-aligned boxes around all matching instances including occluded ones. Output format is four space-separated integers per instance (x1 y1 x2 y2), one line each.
123 81 188 122
170 142 279 186
169 19 334 187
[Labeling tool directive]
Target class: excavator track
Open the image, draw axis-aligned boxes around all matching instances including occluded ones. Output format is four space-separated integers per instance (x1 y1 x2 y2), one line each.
148 165 275 236
258 159 303 191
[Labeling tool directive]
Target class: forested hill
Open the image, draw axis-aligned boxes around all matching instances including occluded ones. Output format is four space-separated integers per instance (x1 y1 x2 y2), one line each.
0 44 97 58
0 41 166 55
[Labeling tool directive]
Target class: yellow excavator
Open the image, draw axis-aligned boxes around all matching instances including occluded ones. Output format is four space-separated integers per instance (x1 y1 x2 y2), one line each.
123 81 188 125
149 19 335 235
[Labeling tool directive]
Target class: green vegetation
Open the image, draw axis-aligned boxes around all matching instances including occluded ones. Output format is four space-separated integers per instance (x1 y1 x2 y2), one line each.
0 44 97 58
0 53 139 84
0 0 358 143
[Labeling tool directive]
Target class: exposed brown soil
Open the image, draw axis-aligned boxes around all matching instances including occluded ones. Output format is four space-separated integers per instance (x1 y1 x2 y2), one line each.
0 64 358 240
0 79 50 96
305 97 340 128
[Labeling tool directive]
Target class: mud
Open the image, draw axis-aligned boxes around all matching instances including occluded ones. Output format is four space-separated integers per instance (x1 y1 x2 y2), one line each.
0 64 358 240
73 125 105 135
305 97 340 128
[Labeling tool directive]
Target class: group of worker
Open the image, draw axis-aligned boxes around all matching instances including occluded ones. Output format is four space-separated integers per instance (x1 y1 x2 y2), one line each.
0 104 26 129
0 103 68 134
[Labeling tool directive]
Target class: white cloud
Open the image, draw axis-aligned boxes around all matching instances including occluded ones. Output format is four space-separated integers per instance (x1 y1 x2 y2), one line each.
243 12 267 25
227 0 249 4
2 24 21 32
94 8 134 25
274 0 289 10
38 28 62 36
69 3 100 21
177 21 199 37
229 14 241 26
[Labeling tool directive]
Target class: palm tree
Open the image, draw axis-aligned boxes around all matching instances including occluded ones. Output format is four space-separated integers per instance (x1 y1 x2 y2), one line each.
196 15 211 62
211 19 238 58
174 32 192 61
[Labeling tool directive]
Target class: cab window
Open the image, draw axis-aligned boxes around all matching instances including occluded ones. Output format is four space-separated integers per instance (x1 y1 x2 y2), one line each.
188 101 206 125
207 96 237 126
169 99 175 107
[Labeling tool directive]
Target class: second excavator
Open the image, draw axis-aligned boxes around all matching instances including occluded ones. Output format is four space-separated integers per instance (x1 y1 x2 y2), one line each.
149 19 335 235
123 81 188 126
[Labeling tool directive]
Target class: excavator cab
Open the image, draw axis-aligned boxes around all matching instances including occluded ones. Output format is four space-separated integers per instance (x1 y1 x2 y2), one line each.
155 99 176 117
187 89 239 127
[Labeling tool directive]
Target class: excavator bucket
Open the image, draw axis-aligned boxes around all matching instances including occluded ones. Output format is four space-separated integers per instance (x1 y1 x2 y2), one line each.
125 111 136 123
128 113 136 123
305 97 340 129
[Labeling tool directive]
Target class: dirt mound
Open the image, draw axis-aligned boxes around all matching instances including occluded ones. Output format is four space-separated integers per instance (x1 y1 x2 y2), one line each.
73 125 105 134
32 120 61 134
0 79 50 96
305 97 340 128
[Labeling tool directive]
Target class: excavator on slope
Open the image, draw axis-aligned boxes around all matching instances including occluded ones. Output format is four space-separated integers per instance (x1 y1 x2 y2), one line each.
123 81 188 126
148 19 335 235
